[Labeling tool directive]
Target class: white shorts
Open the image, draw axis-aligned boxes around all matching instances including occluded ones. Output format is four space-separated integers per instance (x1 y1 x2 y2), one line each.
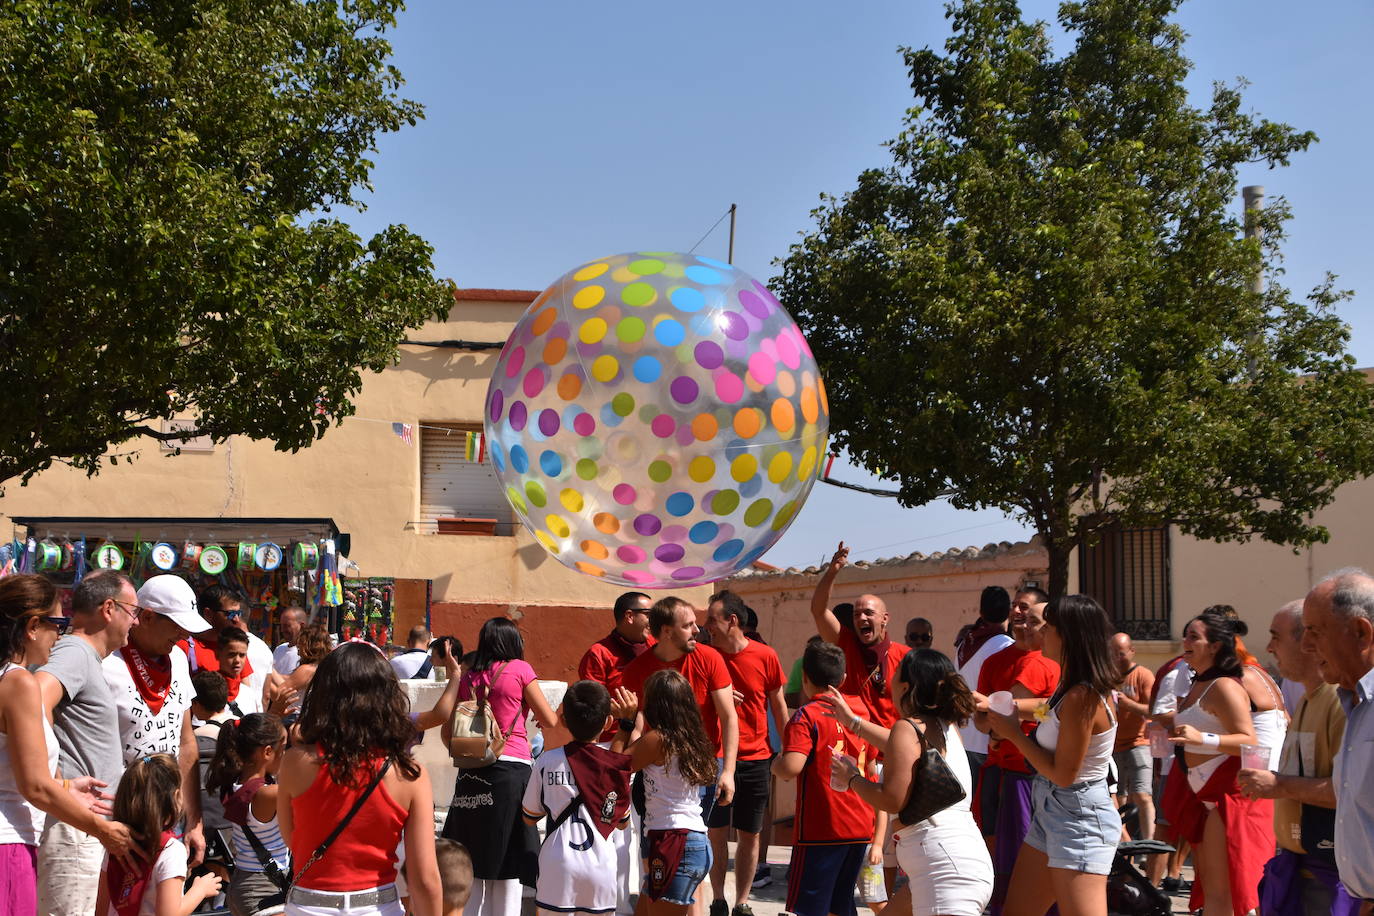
894 815 993 916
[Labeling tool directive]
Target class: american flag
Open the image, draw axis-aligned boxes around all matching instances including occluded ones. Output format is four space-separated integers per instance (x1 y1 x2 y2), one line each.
391 422 414 445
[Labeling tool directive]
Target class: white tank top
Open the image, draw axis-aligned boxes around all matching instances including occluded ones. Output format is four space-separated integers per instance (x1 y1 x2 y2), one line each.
228 783 290 873
0 662 60 845
1035 689 1117 783
1249 670 1287 769
642 757 707 832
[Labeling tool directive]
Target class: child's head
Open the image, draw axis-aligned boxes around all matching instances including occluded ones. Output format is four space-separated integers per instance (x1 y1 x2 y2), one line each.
435 839 473 915
801 641 846 698
560 680 611 743
216 627 250 678
205 713 287 798
114 754 181 851
190 669 228 720
642 669 716 787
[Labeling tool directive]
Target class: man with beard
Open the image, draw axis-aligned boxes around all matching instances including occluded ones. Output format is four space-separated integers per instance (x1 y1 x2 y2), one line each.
974 586 1058 916
809 542 909 730
621 596 738 811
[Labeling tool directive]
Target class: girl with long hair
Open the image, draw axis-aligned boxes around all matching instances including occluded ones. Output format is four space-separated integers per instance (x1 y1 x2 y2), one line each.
441 617 558 916
205 713 289 916
609 669 718 916
984 594 1119 916
0 573 134 914
278 642 441 915
96 754 222 915
1162 611 1271 916
827 649 994 916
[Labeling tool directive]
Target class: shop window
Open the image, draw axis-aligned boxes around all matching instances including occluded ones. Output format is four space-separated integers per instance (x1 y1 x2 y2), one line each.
1079 524 1172 641
419 423 515 536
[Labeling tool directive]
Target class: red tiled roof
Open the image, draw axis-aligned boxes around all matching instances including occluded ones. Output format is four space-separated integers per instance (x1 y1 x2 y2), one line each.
453 288 540 303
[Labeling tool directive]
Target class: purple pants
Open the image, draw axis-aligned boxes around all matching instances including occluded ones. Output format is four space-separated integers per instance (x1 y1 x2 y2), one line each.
0 844 37 916
990 770 1034 916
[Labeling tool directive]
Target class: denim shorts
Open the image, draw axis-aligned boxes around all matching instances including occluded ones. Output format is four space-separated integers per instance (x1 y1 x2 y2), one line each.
654 830 712 906
1023 774 1119 874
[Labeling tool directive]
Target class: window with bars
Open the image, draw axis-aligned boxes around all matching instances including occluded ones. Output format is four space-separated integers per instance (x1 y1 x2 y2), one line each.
418 423 516 535
1078 525 1172 641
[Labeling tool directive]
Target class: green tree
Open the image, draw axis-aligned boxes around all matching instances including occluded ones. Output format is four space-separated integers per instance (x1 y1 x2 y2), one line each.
0 0 453 489
774 0 1374 597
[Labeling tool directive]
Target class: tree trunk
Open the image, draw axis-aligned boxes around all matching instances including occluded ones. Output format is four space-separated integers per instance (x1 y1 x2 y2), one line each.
1045 537 1072 599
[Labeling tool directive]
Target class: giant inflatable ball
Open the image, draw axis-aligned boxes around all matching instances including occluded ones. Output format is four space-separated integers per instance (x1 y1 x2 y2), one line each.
484 252 829 587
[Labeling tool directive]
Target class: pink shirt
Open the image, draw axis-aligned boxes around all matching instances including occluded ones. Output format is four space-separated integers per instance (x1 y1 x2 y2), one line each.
458 659 537 760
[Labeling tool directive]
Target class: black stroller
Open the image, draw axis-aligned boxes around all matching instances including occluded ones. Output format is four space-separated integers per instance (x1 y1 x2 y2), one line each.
1108 839 1175 916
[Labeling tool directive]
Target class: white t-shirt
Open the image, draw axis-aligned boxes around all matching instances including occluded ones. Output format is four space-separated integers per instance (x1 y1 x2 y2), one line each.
956 633 1014 754
272 642 300 675
1151 663 1194 774
102 646 193 768
103 835 188 916
390 649 434 681
521 746 626 914
237 633 274 715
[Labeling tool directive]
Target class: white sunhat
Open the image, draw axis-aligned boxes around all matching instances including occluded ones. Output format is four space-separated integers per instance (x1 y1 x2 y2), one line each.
136 575 213 633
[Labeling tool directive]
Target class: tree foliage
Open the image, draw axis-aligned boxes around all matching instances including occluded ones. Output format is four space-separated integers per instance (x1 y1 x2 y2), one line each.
774 0 1374 595
0 0 453 489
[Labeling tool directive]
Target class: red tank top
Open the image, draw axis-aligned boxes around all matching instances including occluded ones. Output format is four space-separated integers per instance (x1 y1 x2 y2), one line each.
290 755 408 891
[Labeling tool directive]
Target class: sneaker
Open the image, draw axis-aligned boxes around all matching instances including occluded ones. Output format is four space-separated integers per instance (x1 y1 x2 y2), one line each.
710 900 728 916
752 866 772 889
1161 877 1182 895
732 905 755 916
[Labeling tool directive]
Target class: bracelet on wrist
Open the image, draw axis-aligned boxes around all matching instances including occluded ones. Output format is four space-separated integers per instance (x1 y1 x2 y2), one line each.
617 718 636 732
847 772 860 789
1202 732 1220 748
850 714 863 732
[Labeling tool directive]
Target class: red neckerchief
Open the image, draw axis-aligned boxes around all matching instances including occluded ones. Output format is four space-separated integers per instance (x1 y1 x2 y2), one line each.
955 619 1006 668
563 742 632 839
120 643 173 716
221 656 254 701
107 830 176 916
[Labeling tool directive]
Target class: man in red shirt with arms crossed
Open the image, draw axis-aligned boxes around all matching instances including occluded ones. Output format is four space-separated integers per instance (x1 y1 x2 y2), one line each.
621 596 739 811
810 542 909 729
702 590 787 916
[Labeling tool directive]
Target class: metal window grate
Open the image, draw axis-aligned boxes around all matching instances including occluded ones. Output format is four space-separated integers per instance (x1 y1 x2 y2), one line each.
1079 525 1172 641
418 423 517 535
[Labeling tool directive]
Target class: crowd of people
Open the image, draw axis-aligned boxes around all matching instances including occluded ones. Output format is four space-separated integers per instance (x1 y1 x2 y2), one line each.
0 548 1372 916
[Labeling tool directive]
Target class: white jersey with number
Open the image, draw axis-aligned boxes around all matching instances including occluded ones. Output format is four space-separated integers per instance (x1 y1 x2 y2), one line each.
521 746 626 914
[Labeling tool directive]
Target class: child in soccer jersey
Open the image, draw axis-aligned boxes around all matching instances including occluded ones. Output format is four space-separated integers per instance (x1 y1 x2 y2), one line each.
772 642 878 916
521 680 633 916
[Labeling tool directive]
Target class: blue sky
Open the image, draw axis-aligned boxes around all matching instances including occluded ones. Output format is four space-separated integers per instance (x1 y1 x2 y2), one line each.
347 0 1373 570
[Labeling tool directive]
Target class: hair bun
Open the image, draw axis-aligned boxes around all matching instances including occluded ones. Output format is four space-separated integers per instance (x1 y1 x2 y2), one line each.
1233 620 1249 637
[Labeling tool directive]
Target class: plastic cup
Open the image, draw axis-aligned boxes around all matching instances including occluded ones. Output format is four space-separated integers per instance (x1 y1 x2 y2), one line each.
831 752 856 791
988 691 1015 716
1241 744 1272 770
1148 724 1171 758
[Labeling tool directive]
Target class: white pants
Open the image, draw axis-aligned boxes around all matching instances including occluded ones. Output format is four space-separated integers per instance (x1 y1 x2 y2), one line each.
37 816 105 916
464 878 523 916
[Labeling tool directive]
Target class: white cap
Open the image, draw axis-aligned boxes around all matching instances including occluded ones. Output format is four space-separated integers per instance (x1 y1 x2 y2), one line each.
136 575 212 633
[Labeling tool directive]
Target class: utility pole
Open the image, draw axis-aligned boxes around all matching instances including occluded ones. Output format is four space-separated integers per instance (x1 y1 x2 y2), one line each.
727 203 737 265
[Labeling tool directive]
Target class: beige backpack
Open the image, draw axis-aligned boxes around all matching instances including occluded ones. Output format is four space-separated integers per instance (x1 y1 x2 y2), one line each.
448 661 514 768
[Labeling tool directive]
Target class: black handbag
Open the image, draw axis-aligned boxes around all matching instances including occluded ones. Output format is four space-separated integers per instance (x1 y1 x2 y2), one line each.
896 721 967 826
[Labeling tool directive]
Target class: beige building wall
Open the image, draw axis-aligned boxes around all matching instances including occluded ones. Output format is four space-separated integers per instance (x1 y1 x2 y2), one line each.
0 291 712 679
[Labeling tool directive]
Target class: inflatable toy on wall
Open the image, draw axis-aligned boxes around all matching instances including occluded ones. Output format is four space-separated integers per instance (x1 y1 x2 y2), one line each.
485 252 829 587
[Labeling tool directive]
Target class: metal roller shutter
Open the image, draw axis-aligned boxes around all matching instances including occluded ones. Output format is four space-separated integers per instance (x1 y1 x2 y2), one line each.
419 424 515 534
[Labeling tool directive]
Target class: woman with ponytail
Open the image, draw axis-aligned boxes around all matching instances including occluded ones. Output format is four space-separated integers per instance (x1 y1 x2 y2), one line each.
206 713 289 916
826 648 994 916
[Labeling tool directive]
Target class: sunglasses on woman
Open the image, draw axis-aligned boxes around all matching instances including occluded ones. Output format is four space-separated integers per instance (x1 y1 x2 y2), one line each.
39 616 74 635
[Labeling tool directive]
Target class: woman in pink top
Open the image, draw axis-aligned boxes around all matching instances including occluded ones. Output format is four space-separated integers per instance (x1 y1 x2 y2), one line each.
278 642 442 915
441 617 559 916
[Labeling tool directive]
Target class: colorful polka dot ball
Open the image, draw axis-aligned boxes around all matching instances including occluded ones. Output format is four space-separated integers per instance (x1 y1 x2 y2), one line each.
484 252 830 587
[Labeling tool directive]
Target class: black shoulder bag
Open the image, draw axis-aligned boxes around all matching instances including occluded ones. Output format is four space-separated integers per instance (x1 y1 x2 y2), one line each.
896 721 967 826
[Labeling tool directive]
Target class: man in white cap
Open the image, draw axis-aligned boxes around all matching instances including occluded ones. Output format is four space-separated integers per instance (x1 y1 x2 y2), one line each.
102 574 213 865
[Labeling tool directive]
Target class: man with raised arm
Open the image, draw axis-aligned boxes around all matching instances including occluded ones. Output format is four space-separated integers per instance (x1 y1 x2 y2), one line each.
809 542 909 730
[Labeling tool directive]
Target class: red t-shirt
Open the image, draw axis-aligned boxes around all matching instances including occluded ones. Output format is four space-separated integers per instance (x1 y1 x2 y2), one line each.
717 640 785 761
836 628 909 729
579 630 656 741
621 645 732 756
979 646 1059 772
782 696 876 844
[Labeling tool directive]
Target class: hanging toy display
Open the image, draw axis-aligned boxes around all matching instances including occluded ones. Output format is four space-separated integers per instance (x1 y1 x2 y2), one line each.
93 541 126 570
150 542 179 571
36 540 62 572
236 542 258 570
199 545 229 576
254 542 283 572
292 541 319 572
181 541 203 571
